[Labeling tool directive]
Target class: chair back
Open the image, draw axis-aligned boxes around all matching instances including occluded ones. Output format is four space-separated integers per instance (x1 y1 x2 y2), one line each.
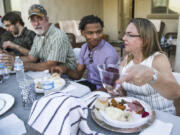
59 20 86 43
149 19 165 40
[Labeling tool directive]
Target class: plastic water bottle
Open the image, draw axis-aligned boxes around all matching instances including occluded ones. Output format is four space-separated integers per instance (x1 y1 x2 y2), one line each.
0 63 4 83
167 35 173 45
42 70 54 95
14 56 25 82
160 35 165 45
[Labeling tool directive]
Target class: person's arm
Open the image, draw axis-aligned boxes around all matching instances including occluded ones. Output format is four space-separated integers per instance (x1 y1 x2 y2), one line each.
150 54 180 99
21 55 37 63
51 64 85 80
24 60 58 71
2 41 30 56
117 54 180 99
66 64 85 80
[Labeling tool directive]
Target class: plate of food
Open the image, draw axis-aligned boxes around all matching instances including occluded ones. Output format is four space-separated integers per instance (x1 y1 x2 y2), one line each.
91 97 155 133
34 73 66 93
0 93 15 116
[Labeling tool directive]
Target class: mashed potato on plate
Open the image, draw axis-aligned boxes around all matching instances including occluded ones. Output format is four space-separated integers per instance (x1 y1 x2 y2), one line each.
105 106 133 122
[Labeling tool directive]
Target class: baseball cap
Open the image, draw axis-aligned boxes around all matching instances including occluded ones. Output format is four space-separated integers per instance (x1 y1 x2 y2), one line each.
28 4 47 18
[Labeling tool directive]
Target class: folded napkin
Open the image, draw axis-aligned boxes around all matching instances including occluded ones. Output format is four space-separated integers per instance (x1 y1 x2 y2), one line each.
0 113 27 135
28 92 104 135
140 119 173 135
61 82 91 97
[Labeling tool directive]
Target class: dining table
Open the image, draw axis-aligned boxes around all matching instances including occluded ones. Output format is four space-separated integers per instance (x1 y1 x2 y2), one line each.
1 74 180 135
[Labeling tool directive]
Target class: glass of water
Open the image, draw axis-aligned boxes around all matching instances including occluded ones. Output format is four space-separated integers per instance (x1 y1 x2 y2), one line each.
19 79 36 108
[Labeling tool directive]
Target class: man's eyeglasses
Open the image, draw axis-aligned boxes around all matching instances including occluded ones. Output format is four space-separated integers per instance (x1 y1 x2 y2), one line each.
88 52 93 64
123 32 140 38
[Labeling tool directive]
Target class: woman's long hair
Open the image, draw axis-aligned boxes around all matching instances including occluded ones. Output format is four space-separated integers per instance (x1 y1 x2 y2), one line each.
127 18 162 64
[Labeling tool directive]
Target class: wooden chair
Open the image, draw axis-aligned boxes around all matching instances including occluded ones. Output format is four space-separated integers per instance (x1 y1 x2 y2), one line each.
58 20 86 44
55 23 77 48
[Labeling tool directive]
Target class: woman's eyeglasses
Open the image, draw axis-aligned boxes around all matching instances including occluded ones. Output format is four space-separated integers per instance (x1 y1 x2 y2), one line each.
123 32 140 38
88 52 93 64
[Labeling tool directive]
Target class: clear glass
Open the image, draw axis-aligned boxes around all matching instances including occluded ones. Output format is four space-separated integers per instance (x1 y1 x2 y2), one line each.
3 67 9 79
18 79 36 108
97 64 120 95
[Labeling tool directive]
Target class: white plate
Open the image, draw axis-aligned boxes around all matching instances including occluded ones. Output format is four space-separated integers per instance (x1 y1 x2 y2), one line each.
61 82 91 97
98 97 152 128
0 98 5 111
0 93 15 116
34 78 66 93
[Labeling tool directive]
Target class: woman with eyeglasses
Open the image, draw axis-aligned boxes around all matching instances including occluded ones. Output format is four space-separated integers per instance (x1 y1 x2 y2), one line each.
113 18 180 115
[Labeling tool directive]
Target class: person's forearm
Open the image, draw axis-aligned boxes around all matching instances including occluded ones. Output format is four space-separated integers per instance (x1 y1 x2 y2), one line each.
24 62 57 71
66 68 83 80
21 56 35 63
16 45 30 56
150 73 180 99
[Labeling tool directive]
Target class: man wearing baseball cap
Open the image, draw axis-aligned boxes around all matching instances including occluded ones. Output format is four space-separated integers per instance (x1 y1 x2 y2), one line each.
1 4 76 71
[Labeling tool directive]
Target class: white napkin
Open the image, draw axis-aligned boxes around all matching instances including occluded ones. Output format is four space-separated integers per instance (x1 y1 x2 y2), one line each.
0 113 27 135
61 82 91 97
28 92 104 135
140 119 173 135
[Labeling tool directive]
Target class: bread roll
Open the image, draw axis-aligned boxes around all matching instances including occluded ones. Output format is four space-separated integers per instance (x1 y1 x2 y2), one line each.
95 98 108 110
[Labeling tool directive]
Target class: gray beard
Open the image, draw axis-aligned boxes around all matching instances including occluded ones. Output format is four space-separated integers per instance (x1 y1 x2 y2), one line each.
34 29 44 35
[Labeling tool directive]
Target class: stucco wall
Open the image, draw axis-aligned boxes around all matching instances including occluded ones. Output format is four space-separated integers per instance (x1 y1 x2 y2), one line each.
10 0 103 30
103 0 118 40
40 0 103 22
134 0 178 34
134 0 151 18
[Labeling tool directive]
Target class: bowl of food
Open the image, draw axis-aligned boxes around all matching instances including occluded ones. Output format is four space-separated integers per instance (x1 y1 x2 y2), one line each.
34 73 66 93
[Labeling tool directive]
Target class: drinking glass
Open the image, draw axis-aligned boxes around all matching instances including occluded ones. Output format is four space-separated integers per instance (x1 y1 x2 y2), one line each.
19 79 36 108
97 64 120 95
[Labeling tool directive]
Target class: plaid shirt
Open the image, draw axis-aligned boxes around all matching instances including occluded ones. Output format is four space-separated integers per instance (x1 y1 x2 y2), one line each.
29 24 77 70
13 27 36 56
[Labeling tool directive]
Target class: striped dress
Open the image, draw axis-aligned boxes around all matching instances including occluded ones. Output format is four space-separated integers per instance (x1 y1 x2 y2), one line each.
121 52 176 114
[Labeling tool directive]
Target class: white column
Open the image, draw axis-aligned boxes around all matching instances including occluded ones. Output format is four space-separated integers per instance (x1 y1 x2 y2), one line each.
0 0 5 15
174 14 180 72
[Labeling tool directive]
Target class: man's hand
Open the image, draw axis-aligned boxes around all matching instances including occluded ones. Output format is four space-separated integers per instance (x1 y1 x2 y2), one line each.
2 41 18 50
50 66 67 75
0 53 14 66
